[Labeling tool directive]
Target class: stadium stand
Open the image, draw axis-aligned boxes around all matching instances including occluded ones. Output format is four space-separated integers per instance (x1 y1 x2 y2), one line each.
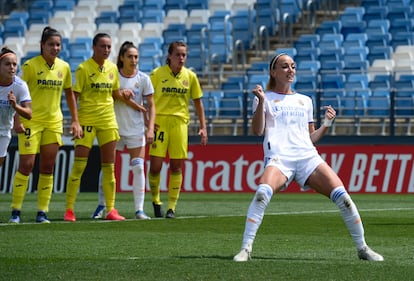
1 0 413 137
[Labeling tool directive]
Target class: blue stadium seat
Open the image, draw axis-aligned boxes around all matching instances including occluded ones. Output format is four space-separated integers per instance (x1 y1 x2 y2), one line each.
280 0 302 23
221 76 245 92
95 11 119 26
8 11 29 22
320 60 345 75
2 18 26 40
294 73 318 97
367 46 392 65
294 47 320 63
69 41 92 58
368 79 390 90
364 91 390 135
394 90 414 117
294 34 320 50
27 10 51 28
53 0 76 12
361 0 386 8
219 96 243 119
164 0 187 11
247 61 268 75
320 89 342 110
202 90 223 118
297 60 320 75
348 73 370 88
143 0 166 9
247 74 268 90
163 24 187 44
255 4 279 36
363 5 388 21
340 13 366 37
186 0 208 11
391 32 414 49
138 41 162 58
389 19 414 37
321 74 346 89
274 47 297 58
230 10 256 49
141 9 165 25
341 95 367 117
317 20 342 34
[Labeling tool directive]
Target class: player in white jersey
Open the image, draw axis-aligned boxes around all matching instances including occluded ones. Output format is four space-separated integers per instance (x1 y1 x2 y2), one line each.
0 47 32 167
91 41 155 219
233 53 384 262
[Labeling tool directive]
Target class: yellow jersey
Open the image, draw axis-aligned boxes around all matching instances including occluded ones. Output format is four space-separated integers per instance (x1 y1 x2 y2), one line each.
20 55 71 125
73 58 120 128
150 64 202 122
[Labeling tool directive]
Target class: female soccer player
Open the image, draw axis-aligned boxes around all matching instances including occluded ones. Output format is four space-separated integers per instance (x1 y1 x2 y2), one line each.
9 27 81 224
63 33 126 222
148 41 208 218
91 41 155 220
233 53 384 262
0 47 32 167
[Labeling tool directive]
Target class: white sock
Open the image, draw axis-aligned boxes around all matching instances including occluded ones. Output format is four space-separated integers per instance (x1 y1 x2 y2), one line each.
241 184 273 251
330 186 367 250
97 170 105 206
131 158 145 212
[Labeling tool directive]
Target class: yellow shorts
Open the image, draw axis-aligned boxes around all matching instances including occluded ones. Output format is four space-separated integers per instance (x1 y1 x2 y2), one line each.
17 121 62 155
149 115 188 159
74 125 120 149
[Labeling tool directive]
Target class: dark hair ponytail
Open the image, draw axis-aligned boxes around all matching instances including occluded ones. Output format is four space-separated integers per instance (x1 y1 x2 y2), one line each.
117 41 137 69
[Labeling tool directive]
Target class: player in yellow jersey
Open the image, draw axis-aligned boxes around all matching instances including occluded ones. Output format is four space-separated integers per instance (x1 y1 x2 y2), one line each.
63 33 126 222
91 41 155 220
149 41 208 218
9 27 81 224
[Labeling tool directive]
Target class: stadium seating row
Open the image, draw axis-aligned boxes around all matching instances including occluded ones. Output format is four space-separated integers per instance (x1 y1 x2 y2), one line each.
1 0 413 136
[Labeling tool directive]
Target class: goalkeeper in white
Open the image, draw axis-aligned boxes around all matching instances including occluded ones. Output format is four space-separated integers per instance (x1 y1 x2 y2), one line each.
234 53 384 262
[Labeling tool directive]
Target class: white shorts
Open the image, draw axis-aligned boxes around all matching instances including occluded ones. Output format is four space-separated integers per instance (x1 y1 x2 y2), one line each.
0 135 11 157
264 152 325 190
116 135 146 151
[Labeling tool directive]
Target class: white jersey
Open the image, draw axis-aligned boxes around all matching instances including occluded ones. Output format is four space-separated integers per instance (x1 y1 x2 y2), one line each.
0 76 31 137
253 91 317 159
114 70 154 137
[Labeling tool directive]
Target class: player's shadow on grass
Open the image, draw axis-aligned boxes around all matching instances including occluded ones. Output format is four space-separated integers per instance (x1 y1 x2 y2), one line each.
175 255 317 261
370 222 414 226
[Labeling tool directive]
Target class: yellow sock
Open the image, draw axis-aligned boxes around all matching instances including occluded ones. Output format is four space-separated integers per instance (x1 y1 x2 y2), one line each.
65 157 87 210
37 173 53 212
101 163 115 212
11 171 29 210
168 171 182 211
149 171 161 205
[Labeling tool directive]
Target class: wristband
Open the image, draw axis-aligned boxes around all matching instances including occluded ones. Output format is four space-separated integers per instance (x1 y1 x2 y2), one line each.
324 118 334 127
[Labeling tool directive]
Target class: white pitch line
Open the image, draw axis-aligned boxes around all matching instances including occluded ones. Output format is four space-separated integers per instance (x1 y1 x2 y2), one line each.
1 207 414 226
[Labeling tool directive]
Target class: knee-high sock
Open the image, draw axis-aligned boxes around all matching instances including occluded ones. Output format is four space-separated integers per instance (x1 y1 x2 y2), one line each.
149 171 161 204
11 171 29 210
37 173 53 212
65 157 88 210
330 186 367 250
97 170 105 206
131 158 145 212
241 184 273 251
167 171 182 211
101 163 116 212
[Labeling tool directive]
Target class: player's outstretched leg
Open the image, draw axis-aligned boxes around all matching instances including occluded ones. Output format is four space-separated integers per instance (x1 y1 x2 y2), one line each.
330 186 384 261
234 184 273 262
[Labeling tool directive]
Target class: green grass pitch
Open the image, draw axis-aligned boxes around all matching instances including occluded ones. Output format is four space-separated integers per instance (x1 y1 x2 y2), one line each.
1 192 413 281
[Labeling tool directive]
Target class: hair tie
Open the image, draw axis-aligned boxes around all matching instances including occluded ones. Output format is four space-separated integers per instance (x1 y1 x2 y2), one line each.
269 53 286 71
